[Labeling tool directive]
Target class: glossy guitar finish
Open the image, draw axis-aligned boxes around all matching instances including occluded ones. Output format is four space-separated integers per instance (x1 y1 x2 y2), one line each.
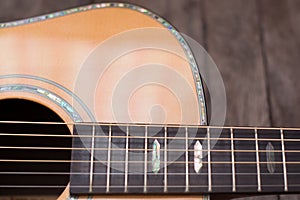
0 3 206 200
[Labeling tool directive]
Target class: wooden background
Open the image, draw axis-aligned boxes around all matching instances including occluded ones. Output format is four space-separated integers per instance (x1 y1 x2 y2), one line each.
0 0 299 200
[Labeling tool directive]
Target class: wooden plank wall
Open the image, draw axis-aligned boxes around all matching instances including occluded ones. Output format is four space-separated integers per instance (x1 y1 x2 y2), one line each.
0 0 299 200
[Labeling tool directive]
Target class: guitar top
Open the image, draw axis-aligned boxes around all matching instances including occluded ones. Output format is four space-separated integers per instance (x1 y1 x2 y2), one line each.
0 3 207 200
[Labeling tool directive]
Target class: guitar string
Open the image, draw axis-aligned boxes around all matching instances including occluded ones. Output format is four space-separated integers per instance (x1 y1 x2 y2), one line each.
0 120 300 131
0 138 296 162
0 145 300 153
0 172 292 175
1 122 299 174
0 132 299 142
0 184 297 188
0 182 297 188
0 159 298 164
1 127 297 190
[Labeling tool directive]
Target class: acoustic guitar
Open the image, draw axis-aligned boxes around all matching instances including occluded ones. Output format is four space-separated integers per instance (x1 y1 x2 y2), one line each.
0 3 298 200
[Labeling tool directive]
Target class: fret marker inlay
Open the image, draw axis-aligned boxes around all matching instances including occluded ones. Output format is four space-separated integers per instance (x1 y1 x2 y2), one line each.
152 139 160 174
266 142 275 174
194 140 203 174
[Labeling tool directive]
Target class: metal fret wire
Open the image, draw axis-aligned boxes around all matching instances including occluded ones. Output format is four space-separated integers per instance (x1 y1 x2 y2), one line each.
124 126 129 192
281 129 288 191
105 126 112 192
88 125 95 192
230 128 236 192
185 127 189 192
143 126 148 193
254 128 261 191
207 127 212 192
164 126 168 192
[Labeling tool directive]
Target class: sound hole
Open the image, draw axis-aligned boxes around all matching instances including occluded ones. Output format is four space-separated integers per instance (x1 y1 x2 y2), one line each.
0 99 71 198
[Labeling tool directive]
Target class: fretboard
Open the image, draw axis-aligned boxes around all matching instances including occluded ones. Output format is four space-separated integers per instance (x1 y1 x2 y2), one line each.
70 124 300 194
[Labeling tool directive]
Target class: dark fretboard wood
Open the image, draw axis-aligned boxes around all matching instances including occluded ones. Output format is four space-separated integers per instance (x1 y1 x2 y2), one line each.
234 129 257 192
284 130 300 192
258 129 284 192
70 124 92 194
211 128 232 192
92 125 109 193
167 127 186 193
126 126 145 193
187 127 208 193
70 124 300 195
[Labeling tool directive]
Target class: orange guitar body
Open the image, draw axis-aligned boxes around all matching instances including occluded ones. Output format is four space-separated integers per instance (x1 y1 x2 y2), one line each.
0 3 206 200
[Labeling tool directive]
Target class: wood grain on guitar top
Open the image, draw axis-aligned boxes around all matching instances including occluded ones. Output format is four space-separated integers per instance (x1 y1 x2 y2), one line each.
0 3 203 200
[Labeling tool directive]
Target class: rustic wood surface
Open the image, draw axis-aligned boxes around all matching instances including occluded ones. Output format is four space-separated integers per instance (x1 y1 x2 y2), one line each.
0 0 299 199
259 0 300 128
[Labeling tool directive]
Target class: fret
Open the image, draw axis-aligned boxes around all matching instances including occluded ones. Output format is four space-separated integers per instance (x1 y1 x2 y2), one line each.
106 125 112 193
70 124 93 194
257 129 283 192
254 129 261 191
207 127 212 192
234 129 257 192
124 126 129 192
108 125 126 193
211 128 232 192
92 125 109 193
188 128 208 193
185 127 189 192
167 127 186 193
144 126 148 193
280 129 288 191
231 128 236 192
282 129 300 192
164 127 168 192
89 125 96 192
146 126 164 193
164 126 167 192
127 126 145 193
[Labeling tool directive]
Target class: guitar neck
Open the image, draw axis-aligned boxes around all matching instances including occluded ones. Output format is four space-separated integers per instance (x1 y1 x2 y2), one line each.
70 124 300 195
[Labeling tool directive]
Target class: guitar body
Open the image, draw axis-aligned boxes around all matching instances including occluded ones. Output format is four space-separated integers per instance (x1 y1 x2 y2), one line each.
0 3 207 200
